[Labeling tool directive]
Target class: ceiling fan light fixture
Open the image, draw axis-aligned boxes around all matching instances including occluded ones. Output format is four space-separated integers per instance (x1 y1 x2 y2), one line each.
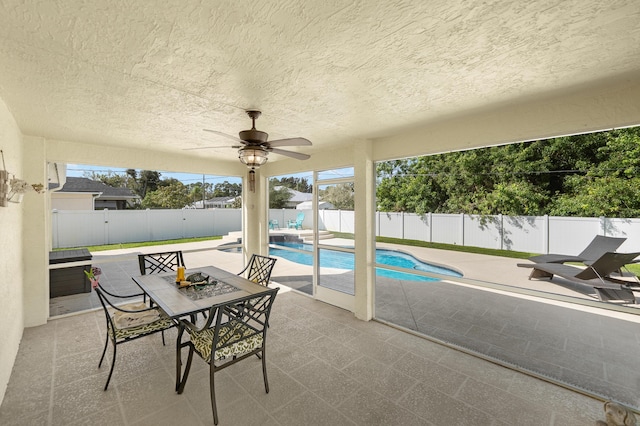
238 146 269 168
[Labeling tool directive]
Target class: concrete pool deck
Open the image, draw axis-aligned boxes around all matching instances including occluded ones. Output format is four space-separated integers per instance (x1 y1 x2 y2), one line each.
49 231 637 317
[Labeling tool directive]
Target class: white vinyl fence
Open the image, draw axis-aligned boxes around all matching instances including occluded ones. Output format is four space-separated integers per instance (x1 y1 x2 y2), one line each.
370 212 640 254
53 208 640 254
52 209 241 249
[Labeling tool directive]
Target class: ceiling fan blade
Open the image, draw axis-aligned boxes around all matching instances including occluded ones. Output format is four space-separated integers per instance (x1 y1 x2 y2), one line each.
203 129 243 143
182 145 239 151
270 147 311 160
267 137 312 147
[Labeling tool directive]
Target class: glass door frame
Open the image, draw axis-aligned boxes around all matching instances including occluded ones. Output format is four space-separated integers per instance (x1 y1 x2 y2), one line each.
313 171 356 312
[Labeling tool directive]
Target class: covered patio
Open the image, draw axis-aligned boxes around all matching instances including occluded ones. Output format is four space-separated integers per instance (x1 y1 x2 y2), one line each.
2 289 604 425
1 1 640 423
7 239 640 423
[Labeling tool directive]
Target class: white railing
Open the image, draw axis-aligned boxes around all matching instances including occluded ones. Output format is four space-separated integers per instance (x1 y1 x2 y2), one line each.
52 208 640 254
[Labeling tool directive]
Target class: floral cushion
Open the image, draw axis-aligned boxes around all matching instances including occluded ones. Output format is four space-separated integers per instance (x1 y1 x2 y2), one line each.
188 320 263 363
112 303 161 329
108 309 173 340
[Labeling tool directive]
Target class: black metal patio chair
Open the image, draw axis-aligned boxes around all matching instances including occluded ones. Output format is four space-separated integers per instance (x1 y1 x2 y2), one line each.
237 254 277 286
95 283 174 391
138 251 185 275
176 288 279 425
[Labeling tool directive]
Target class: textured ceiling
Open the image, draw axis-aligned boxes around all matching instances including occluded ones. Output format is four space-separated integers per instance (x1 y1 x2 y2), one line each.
0 0 639 164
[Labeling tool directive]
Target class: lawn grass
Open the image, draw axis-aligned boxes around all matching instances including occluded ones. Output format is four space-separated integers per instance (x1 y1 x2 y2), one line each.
627 263 640 276
331 232 536 259
55 236 222 252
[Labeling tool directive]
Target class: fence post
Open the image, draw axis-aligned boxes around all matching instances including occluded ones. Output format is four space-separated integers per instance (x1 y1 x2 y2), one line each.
146 209 152 241
499 214 503 250
428 212 432 243
599 216 606 236
182 209 186 239
103 208 110 245
460 213 465 246
543 214 549 254
401 211 405 240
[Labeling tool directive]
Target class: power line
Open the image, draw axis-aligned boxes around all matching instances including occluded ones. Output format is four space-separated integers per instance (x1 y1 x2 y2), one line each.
379 167 638 178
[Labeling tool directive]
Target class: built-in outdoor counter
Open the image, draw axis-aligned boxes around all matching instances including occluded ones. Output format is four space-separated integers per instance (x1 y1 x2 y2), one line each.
49 249 93 298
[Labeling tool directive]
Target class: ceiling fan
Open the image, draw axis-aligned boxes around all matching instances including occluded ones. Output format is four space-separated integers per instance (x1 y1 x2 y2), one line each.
186 110 311 169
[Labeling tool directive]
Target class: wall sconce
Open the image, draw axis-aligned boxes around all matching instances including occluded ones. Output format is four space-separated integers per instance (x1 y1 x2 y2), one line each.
8 178 31 203
0 149 45 206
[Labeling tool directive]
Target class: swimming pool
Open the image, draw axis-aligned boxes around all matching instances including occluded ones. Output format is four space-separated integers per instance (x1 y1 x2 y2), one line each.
269 243 462 282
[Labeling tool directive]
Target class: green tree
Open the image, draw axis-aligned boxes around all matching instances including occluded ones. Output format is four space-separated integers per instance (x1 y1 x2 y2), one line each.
230 197 242 208
320 183 354 210
550 128 640 216
269 183 293 209
141 180 190 209
375 127 640 217
87 171 127 189
138 170 161 199
277 177 312 193
213 181 242 197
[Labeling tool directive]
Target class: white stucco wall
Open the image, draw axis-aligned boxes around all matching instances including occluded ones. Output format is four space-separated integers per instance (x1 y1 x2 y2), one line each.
373 75 640 162
51 192 94 210
0 98 24 405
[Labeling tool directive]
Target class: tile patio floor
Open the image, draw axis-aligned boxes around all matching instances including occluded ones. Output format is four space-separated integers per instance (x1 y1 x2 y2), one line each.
2 290 605 425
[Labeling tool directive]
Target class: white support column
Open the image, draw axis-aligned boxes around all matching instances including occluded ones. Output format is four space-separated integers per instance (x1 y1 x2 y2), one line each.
22 136 49 326
353 140 375 321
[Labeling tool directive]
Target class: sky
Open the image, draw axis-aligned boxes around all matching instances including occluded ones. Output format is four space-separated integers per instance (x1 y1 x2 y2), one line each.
65 164 241 186
65 164 353 186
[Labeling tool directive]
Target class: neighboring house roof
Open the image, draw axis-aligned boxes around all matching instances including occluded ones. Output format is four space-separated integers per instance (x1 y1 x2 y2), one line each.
208 196 236 204
188 196 236 208
288 189 312 203
274 186 312 203
51 177 139 200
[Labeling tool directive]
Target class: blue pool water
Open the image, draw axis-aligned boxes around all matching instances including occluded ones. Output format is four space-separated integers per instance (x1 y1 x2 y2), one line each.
269 243 462 282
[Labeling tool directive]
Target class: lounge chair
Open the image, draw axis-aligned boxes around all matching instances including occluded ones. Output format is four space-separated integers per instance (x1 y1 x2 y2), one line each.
526 235 627 264
518 251 640 304
287 212 304 230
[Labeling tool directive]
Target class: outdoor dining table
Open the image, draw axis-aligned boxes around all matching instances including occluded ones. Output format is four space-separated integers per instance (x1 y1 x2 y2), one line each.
132 265 275 393
131 265 272 320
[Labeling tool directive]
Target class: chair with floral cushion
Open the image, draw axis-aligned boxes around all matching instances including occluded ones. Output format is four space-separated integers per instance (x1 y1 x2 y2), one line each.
95 283 174 391
176 288 279 425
